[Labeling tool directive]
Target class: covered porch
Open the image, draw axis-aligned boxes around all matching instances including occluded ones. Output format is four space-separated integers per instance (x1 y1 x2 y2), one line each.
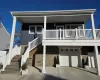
9 9 100 76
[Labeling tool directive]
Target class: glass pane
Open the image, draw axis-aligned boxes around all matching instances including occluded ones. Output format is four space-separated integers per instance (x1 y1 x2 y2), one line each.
37 26 42 32
30 26 35 33
65 25 70 29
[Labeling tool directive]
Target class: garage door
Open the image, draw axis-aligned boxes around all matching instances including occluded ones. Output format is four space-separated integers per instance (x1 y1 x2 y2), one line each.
59 48 81 67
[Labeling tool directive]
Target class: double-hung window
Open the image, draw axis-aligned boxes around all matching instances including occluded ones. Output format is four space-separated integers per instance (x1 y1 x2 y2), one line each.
29 25 43 34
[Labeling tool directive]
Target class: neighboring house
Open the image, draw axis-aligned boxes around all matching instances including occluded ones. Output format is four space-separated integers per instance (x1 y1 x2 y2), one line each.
9 9 100 75
0 22 10 71
0 22 10 51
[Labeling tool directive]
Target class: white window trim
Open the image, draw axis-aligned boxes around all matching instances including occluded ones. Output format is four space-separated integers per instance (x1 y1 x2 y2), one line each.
29 25 43 34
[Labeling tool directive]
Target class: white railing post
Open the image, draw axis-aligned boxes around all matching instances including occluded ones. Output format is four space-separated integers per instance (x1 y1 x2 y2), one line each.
8 16 16 65
76 28 78 39
60 28 61 40
63 29 64 39
43 16 47 40
28 42 30 58
83 24 85 37
91 14 96 39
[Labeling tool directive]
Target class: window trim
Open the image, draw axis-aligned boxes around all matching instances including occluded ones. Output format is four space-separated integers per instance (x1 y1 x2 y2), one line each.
29 25 43 34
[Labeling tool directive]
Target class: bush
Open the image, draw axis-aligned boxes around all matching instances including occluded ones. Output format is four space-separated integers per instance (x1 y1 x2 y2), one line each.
21 63 27 70
0 63 3 69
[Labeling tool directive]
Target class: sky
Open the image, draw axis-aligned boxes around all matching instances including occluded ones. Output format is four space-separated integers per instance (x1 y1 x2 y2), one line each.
0 0 100 34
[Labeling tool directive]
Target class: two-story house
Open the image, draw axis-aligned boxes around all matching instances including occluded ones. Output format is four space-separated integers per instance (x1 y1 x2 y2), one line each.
9 9 100 75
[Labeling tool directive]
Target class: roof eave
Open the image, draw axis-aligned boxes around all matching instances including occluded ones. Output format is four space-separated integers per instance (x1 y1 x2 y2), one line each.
10 9 96 17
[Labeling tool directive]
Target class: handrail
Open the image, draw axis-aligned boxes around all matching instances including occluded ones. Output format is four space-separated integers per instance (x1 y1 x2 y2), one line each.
21 46 29 66
30 35 42 51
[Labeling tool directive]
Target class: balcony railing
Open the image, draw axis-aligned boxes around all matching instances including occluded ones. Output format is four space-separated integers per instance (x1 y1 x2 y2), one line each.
43 29 100 40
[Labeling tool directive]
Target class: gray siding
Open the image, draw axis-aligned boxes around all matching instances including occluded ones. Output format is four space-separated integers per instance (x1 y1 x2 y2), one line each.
20 22 84 45
20 31 41 45
0 23 10 50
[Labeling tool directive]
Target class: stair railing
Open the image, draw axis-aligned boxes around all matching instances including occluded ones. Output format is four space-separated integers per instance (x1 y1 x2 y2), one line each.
21 35 42 67
3 45 21 71
30 35 42 51
21 43 30 66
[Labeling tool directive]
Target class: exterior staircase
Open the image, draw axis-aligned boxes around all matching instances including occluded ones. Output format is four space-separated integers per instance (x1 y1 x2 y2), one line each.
2 55 21 74
21 35 42 66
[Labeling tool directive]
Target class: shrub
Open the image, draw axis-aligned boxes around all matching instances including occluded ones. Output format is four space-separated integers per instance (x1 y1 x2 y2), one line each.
21 63 27 70
0 63 3 69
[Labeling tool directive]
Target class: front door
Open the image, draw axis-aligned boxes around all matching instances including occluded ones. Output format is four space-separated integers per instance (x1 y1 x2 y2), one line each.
56 26 64 39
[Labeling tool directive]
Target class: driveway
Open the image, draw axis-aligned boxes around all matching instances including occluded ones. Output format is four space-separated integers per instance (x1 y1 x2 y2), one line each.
0 67 100 80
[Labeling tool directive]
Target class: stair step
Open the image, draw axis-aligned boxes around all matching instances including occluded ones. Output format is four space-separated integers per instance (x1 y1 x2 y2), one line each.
11 55 21 62
2 70 20 74
3 55 21 74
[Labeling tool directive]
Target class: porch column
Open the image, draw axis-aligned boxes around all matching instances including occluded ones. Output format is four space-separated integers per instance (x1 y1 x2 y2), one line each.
8 16 16 64
82 24 85 36
43 16 47 39
91 14 96 39
42 45 46 73
79 48 82 67
94 45 100 76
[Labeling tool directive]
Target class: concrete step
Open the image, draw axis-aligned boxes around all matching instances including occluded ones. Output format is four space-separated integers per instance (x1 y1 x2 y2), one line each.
2 69 20 74
2 55 21 74
11 55 21 62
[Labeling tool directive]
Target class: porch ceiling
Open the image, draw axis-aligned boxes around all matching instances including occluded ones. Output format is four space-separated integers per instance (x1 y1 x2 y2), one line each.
16 15 91 23
11 9 96 23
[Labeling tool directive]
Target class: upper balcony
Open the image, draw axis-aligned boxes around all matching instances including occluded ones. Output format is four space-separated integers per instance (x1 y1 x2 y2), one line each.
43 29 100 40
42 29 100 46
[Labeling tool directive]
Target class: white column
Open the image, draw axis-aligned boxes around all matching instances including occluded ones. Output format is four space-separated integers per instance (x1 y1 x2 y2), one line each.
82 24 85 37
79 48 82 67
91 14 96 39
43 16 47 39
42 45 46 73
8 16 16 65
94 45 100 76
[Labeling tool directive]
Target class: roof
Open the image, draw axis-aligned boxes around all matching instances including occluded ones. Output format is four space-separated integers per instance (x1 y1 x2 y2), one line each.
11 9 96 17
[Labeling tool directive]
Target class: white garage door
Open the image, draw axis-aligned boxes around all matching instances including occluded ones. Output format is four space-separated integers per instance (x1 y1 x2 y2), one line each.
59 48 81 67
59 52 69 66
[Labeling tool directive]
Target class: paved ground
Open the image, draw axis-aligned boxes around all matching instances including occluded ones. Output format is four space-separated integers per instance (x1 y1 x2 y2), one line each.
0 67 100 80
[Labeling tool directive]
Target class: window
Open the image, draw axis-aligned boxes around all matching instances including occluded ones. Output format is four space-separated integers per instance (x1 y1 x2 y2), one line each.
29 26 35 34
66 49 68 51
61 49 64 51
70 49 73 51
75 49 78 51
29 25 43 34
37 26 43 33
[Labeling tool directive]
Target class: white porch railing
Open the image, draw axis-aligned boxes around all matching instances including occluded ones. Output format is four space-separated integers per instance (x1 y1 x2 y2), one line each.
44 29 100 40
30 35 42 51
95 29 100 39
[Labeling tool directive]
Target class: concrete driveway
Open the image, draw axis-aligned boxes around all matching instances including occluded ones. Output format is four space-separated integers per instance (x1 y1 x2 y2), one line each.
0 67 100 80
